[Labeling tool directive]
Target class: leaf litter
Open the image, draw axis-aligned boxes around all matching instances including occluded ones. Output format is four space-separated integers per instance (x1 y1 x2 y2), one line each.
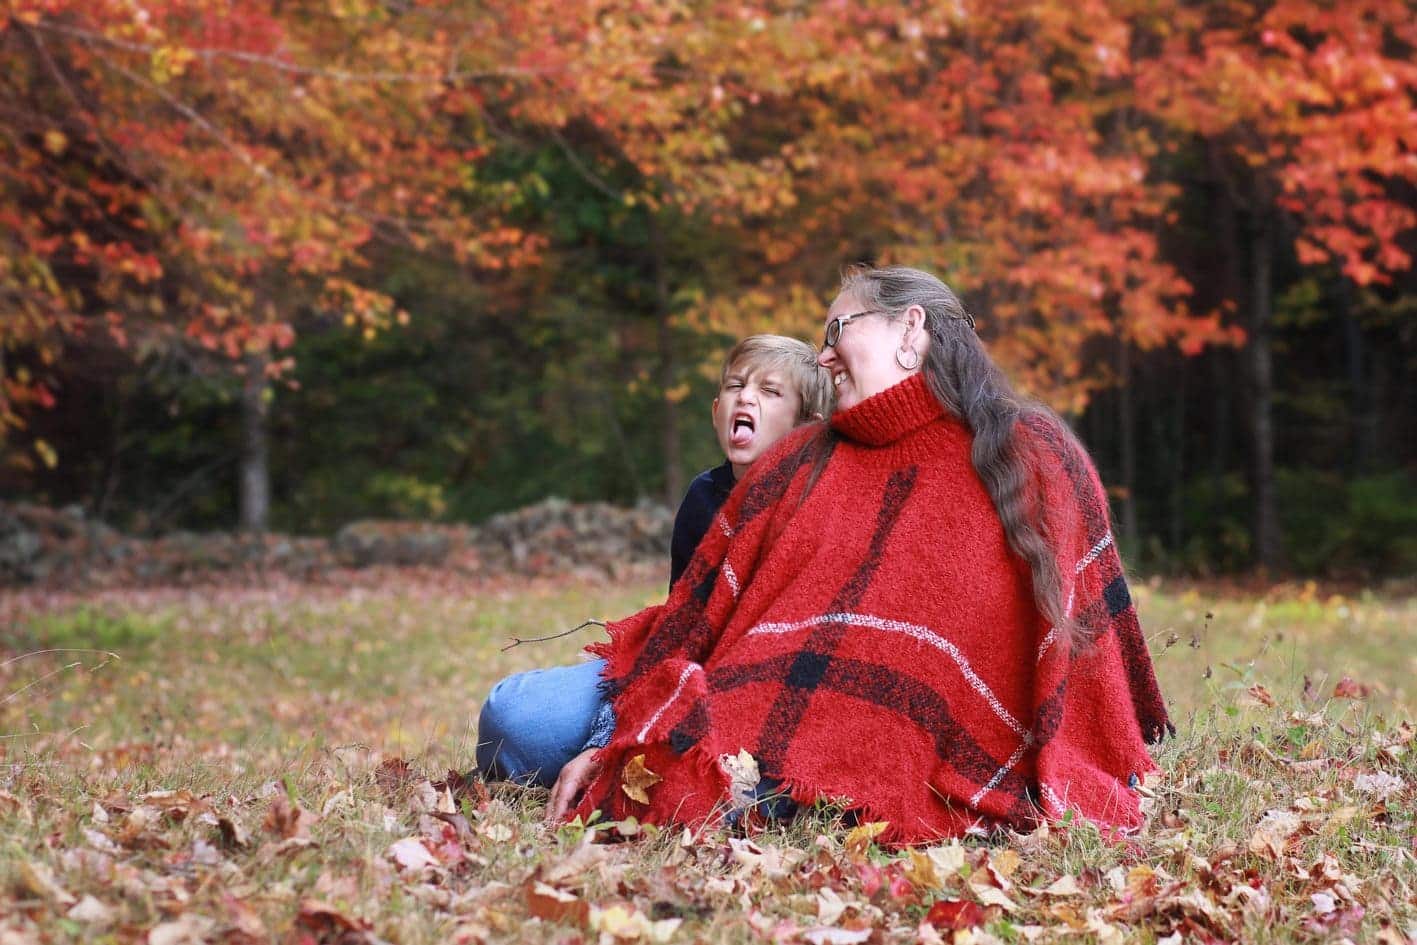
2 577 1414 944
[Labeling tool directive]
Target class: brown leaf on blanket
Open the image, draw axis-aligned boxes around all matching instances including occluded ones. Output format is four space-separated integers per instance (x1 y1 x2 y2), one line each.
621 754 662 805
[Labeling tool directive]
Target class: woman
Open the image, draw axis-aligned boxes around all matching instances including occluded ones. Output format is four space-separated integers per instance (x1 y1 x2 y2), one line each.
553 265 1171 842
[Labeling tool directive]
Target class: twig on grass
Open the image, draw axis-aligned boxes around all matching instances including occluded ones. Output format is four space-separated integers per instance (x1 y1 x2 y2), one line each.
502 619 606 652
1 648 121 669
2 650 120 708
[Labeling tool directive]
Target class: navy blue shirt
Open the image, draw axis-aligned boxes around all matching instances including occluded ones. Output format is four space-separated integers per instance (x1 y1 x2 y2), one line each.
668 461 738 590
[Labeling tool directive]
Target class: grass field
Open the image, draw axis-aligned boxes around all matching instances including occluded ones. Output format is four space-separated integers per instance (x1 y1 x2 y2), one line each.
3 573 1414 943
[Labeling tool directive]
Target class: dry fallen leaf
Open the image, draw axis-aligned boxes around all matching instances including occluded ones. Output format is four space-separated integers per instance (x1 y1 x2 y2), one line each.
621 754 662 805
801 927 872 945
1333 676 1373 699
924 899 988 931
263 793 317 840
524 881 588 926
816 887 848 926
843 821 889 861
542 838 609 886
721 748 761 810
388 837 439 872
589 903 680 942
1249 809 1302 859
148 913 216 945
66 895 115 926
295 898 383 944
1243 684 1276 708
17 860 76 906
1038 875 1084 897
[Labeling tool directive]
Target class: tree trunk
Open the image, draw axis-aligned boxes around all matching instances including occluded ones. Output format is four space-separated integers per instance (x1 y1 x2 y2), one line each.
1168 354 1186 553
1339 282 1376 471
1246 217 1282 570
1117 337 1139 553
239 351 271 533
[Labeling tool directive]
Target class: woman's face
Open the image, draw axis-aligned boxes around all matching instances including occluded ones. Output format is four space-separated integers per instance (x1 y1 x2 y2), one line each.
817 290 920 411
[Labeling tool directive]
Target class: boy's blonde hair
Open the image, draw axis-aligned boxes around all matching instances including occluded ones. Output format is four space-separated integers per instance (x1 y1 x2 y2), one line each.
719 334 832 422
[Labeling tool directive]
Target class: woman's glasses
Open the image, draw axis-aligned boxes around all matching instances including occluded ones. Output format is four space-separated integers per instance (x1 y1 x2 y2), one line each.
822 310 886 348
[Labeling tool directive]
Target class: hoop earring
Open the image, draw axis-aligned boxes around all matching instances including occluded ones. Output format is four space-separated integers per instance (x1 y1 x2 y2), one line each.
895 347 920 371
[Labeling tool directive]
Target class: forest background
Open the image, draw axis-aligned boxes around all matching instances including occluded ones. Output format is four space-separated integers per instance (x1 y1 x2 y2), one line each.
2 0 1414 579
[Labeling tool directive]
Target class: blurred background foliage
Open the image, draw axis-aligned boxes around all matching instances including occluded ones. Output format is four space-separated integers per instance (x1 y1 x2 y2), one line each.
1 0 1413 579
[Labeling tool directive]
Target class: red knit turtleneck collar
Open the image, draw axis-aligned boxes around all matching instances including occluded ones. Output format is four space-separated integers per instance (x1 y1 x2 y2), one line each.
829 372 945 446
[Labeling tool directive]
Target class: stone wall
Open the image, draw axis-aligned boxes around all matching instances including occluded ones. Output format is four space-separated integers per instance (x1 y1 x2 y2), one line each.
0 499 673 588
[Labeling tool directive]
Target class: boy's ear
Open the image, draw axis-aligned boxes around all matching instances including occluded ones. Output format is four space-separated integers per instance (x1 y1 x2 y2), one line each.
811 411 824 422
711 397 719 421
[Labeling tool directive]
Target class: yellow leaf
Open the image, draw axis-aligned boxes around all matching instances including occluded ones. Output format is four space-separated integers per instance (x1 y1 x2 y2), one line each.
902 849 940 889
621 754 661 805
843 820 888 859
34 438 58 469
43 130 67 155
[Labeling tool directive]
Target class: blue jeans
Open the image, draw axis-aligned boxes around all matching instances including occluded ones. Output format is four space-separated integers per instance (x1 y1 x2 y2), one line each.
476 659 606 787
475 658 798 822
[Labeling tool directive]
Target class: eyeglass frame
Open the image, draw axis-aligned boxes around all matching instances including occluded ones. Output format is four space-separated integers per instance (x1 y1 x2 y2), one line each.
822 309 889 348
822 307 977 349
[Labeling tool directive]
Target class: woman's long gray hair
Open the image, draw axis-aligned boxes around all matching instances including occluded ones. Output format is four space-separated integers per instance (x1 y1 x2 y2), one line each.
841 264 1084 635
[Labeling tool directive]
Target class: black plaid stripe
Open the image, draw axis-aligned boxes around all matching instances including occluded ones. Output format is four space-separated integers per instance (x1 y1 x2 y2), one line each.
1020 413 1110 554
1031 678 1067 747
701 651 1035 823
1030 417 1173 737
624 434 831 689
739 431 835 526
754 467 919 771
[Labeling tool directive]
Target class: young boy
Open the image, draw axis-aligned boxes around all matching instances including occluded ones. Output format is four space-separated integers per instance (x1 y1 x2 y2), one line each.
670 334 833 587
476 334 832 804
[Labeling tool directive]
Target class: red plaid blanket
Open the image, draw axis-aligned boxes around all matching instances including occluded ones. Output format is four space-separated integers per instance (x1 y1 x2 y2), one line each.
574 374 1171 843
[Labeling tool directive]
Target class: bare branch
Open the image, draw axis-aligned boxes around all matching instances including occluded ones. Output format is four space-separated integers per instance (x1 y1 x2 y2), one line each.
502 619 606 652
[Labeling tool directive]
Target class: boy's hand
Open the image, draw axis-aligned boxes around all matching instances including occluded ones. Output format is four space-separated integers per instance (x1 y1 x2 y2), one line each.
547 748 602 822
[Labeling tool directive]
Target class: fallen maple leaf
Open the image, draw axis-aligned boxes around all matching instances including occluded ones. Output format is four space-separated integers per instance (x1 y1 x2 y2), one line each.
17 860 76 906
388 837 439 872
541 838 609 886
222 895 266 945
1333 676 1373 699
843 821 889 861
294 899 387 944
720 748 761 810
1038 874 1084 897
213 814 252 849
375 757 418 795
801 928 872 945
1249 809 1302 859
263 793 317 840
925 898 987 931
433 768 491 811
524 881 589 925
66 895 115 926
1243 684 1276 708
148 913 216 945
621 754 662 805
589 903 680 942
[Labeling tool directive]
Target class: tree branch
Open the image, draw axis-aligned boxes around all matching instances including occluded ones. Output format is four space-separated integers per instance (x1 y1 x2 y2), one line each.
502 619 606 652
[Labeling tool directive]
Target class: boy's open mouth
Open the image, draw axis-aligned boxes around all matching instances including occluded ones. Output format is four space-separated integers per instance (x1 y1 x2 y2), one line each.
730 414 755 448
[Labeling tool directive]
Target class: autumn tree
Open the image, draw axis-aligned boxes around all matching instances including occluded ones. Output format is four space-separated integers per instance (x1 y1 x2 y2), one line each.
1135 0 1416 568
1 0 543 528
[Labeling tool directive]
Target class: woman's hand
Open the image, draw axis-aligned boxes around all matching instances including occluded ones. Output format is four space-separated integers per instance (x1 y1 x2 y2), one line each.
547 748 602 822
